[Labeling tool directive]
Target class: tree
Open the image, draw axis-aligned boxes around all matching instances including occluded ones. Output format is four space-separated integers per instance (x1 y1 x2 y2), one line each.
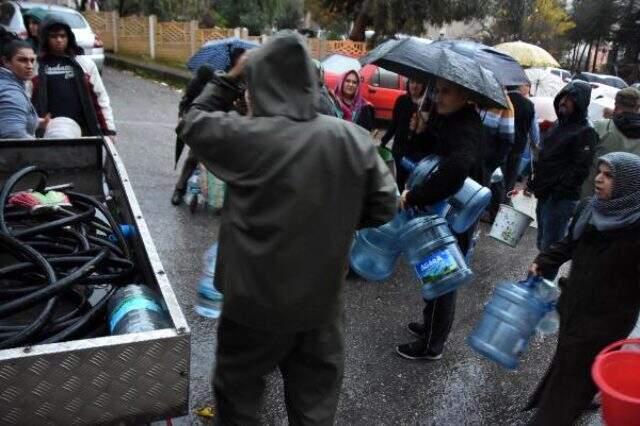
215 0 303 34
568 0 621 71
318 0 492 41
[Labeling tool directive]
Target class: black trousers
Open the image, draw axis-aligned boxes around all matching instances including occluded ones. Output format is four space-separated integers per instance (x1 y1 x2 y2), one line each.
420 225 474 353
213 315 344 426
175 149 199 191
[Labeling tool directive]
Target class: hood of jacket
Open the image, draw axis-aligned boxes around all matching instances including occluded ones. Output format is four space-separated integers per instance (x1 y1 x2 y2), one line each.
244 32 317 121
0 67 25 90
554 80 592 125
613 111 640 139
39 16 83 56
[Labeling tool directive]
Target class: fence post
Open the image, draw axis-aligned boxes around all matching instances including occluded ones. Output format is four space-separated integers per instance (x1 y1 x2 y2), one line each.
111 11 119 53
189 20 198 56
233 27 241 38
241 28 249 39
148 15 157 59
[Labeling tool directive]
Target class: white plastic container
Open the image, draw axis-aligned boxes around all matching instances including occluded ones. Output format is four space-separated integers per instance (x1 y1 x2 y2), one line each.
489 204 534 247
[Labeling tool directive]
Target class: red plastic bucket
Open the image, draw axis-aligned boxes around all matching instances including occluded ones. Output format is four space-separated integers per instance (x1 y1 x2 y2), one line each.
592 338 640 426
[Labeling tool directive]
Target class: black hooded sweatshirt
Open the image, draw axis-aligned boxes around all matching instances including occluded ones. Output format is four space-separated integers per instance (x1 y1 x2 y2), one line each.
31 17 105 136
529 81 599 200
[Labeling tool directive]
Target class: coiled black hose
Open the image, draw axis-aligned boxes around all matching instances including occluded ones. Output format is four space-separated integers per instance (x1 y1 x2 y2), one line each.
0 165 141 349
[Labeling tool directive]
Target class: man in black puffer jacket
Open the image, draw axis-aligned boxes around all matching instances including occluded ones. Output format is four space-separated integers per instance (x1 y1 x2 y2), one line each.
528 81 598 253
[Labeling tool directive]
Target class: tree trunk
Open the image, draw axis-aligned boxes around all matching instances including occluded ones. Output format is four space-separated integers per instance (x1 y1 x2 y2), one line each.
348 0 370 42
577 42 589 72
592 38 600 72
584 40 594 72
570 42 579 71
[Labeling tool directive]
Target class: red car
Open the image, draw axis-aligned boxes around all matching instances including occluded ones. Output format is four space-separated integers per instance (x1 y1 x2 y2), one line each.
321 53 407 121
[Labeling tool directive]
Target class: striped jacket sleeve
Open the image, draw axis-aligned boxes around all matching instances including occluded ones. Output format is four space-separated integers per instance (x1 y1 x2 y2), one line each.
77 56 116 135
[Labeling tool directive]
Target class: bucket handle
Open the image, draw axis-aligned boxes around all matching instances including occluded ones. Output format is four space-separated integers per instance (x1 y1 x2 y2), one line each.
597 338 640 356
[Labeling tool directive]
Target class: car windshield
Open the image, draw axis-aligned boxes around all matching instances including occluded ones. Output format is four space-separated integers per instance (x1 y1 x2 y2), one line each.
47 11 88 29
321 54 361 74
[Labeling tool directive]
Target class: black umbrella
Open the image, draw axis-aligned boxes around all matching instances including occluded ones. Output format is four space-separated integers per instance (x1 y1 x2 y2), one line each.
360 38 509 109
430 39 529 87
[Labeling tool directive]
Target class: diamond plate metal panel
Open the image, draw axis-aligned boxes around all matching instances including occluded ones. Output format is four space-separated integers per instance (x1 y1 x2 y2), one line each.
0 138 191 425
0 335 189 425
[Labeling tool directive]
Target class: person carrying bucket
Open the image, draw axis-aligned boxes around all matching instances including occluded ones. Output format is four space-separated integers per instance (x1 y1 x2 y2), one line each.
525 152 640 426
397 78 485 361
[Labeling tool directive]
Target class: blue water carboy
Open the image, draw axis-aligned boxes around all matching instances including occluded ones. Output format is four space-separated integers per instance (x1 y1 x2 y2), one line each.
468 276 560 369
402 155 491 233
399 215 474 300
350 211 411 281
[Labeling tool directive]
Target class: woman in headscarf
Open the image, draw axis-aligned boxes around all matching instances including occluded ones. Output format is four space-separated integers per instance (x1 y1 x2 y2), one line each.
334 69 375 131
525 151 640 426
381 79 427 190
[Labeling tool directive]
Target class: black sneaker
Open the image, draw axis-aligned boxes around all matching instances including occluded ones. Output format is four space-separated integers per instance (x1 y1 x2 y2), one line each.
407 322 426 339
171 189 184 206
396 341 443 361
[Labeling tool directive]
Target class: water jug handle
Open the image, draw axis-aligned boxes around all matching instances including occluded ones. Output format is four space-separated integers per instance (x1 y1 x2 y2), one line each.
520 275 540 288
400 157 417 172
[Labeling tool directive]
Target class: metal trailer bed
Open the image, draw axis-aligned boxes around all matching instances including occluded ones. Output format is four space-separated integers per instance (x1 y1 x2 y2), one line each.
0 137 190 425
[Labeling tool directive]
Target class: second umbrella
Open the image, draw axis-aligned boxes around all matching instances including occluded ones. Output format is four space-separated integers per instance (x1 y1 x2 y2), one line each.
360 37 509 109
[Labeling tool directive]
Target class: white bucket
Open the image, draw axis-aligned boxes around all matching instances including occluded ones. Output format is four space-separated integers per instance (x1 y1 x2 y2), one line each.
510 190 538 229
489 204 534 247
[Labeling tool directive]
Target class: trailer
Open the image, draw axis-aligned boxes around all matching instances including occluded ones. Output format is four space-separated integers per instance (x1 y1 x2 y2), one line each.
0 137 190 425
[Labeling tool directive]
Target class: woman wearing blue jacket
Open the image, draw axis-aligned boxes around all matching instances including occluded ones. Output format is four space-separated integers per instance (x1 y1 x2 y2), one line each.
0 31 42 139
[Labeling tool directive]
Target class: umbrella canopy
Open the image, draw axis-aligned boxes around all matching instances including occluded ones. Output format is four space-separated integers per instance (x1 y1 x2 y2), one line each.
431 39 529 86
525 68 565 97
360 37 509 109
494 41 560 68
187 37 259 72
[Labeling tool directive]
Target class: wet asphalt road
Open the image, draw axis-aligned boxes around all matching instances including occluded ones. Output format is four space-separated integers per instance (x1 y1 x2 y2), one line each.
103 67 603 425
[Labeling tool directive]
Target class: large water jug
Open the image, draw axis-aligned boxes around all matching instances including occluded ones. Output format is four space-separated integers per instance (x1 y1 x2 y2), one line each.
402 156 491 233
108 284 171 335
195 243 224 318
468 276 557 369
400 215 473 300
349 212 410 281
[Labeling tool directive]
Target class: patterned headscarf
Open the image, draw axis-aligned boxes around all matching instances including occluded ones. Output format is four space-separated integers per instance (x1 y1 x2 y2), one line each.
573 151 640 239
334 70 367 123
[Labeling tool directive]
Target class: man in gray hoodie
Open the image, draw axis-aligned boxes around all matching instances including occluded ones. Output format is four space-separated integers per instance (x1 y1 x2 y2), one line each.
179 33 397 424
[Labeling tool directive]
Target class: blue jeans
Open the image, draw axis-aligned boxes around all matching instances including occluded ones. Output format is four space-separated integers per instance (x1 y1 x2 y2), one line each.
536 196 578 252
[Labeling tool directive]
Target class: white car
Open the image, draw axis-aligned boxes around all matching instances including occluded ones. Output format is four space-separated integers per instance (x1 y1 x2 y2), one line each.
1 2 104 72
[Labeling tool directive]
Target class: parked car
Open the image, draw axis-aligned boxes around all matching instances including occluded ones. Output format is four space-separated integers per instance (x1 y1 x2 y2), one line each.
321 53 407 121
1 2 104 72
0 0 27 37
572 71 628 89
546 67 571 81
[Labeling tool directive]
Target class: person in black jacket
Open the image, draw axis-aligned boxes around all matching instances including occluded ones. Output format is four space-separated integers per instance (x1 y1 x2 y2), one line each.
503 85 537 198
528 81 598 253
171 48 246 206
381 79 426 190
396 78 485 360
31 17 116 137
525 152 640 426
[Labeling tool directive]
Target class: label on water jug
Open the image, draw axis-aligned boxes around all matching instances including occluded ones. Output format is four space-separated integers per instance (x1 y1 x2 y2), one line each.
415 249 459 285
109 297 164 333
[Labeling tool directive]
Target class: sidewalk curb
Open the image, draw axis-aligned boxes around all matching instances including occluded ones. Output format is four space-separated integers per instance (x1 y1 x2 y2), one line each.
106 53 191 86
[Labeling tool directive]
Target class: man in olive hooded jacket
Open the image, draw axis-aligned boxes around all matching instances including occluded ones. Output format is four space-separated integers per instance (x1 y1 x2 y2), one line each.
179 33 397 425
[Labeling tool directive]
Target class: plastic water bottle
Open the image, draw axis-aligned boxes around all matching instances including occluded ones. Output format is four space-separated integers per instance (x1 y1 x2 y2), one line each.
537 309 560 335
108 284 171 335
185 169 201 206
195 243 223 318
